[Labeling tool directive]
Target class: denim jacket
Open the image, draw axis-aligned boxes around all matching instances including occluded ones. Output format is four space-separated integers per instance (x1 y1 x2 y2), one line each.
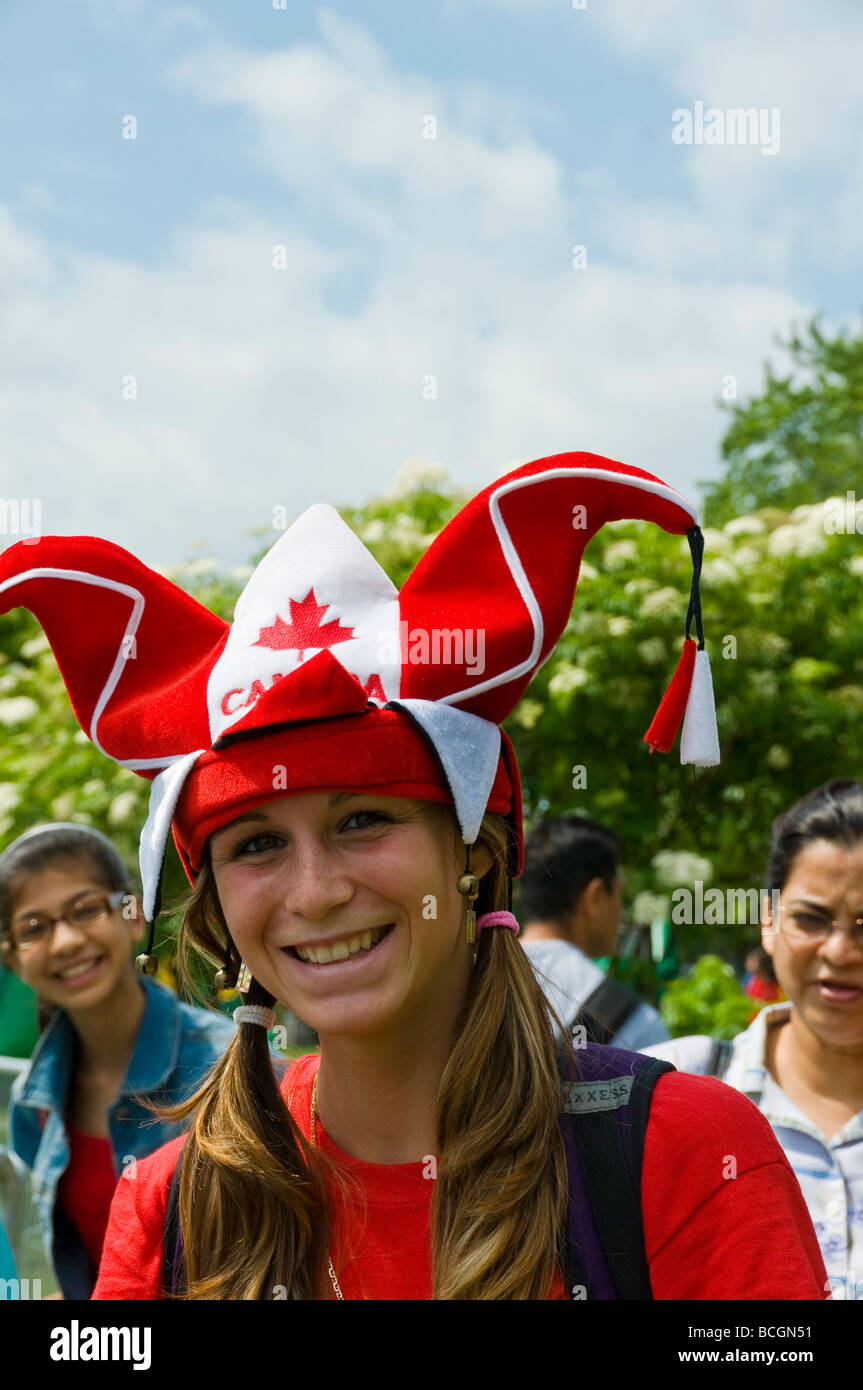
8 976 236 1299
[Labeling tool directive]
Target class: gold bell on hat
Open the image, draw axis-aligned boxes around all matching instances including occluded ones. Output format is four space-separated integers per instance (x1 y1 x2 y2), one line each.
135 918 159 975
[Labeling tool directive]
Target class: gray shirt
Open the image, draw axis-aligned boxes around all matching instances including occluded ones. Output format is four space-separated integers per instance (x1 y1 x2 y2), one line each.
522 938 669 1051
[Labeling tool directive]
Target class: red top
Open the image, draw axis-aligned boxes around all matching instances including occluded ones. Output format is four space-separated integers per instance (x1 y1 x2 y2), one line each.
745 976 783 1002
92 1054 828 1301
58 1122 117 1271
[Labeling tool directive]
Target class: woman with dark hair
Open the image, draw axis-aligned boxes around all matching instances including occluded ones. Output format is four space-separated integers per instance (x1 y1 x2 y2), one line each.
1 823 235 1299
644 778 863 1299
0 451 829 1300
743 944 782 1002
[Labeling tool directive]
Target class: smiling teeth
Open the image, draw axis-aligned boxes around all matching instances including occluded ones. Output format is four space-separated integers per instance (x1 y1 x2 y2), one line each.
295 926 387 964
58 959 101 980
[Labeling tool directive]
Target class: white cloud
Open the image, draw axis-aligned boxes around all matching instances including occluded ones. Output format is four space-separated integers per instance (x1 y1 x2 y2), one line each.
0 9 826 570
594 0 861 157
456 0 863 265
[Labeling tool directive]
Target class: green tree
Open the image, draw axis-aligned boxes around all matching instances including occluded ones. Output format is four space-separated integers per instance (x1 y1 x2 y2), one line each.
702 316 863 525
1 457 861 976
659 955 758 1040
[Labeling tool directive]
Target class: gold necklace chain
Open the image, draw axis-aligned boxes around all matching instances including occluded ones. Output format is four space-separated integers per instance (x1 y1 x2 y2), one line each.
310 1070 345 1301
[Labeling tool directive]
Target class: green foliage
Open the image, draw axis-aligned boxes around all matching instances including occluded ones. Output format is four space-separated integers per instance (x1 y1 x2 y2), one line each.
659 954 758 1040
1 397 862 970
702 316 863 525
506 497 863 955
604 953 665 1008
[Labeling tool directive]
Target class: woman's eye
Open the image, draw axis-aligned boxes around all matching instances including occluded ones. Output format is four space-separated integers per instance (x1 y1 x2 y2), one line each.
234 833 282 857
342 810 391 831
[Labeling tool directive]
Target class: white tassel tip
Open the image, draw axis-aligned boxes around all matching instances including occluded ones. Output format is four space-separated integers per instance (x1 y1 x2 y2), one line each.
680 648 720 767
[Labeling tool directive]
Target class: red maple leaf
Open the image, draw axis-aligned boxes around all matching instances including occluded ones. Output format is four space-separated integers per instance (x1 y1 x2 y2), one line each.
253 588 355 660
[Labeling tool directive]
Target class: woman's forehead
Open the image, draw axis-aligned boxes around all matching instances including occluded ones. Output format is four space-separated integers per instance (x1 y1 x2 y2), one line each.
785 837 863 897
11 859 107 912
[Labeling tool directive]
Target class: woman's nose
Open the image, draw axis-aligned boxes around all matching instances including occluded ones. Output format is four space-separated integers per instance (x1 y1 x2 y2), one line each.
821 923 863 965
49 918 89 953
284 845 354 920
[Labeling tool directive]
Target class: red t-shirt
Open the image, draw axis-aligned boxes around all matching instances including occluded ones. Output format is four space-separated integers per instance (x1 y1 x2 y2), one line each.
92 1054 828 1300
57 1122 118 1271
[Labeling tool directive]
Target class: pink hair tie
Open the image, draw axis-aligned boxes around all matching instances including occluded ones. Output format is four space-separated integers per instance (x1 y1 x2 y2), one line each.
475 910 520 939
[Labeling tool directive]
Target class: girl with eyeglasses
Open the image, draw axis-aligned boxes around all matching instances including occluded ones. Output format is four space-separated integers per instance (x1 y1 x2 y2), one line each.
643 778 863 1299
0 823 235 1299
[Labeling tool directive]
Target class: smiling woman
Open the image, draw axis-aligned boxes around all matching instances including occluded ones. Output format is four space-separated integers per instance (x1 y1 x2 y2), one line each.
643 779 863 1299
0 450 829 1300
0 823 235 1299
206 794 482 1045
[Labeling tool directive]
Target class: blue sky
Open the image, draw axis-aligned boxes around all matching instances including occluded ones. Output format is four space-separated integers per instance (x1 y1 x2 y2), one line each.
1 0 860 566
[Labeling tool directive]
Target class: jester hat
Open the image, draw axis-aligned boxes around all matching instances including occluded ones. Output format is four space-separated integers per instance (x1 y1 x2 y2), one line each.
0 451 719 931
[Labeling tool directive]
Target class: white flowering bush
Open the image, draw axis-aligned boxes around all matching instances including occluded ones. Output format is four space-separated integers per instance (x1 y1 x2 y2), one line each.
640 587 683 618
724 516 766 538
548 664 588 696
603 540 638 570
1 424 861 965
652 850 714 888
389 458 451 498
0 697 39 725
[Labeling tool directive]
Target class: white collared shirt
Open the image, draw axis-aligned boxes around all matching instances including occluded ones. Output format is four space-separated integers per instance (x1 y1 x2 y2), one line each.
642 1004 863 1299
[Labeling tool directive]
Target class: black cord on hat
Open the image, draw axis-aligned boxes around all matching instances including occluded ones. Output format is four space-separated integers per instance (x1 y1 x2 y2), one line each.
135 869 163 976
685 526 705 650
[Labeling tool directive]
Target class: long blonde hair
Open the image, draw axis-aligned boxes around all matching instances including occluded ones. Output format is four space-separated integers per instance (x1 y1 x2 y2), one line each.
161 811 569 1299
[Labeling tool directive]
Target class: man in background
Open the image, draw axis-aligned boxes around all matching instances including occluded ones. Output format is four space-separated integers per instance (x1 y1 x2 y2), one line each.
519 815 669 1050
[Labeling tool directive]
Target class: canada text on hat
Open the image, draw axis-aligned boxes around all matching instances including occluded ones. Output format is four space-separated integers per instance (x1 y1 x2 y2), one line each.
0 451 720 924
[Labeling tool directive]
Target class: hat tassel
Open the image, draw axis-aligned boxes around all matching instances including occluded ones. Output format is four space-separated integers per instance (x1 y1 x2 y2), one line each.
643 525 720 765
680 646 720 766
644 637 696 754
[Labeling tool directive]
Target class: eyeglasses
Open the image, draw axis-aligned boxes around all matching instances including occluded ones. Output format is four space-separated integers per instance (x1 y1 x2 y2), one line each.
7 891 127 951
775 909 863 949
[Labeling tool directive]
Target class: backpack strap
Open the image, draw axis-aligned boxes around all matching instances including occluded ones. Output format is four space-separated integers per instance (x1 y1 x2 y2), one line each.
558 1044 676 1300
162 1148 186 1297
574 976 641 1045
706 1037 733 1079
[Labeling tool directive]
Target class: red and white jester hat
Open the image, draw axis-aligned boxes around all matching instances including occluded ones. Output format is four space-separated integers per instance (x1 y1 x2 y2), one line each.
0 451 719 930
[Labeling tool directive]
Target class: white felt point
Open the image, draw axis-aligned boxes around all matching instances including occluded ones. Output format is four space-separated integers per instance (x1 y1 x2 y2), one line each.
386 698 502 845
139 749 206 921
680 648 720 767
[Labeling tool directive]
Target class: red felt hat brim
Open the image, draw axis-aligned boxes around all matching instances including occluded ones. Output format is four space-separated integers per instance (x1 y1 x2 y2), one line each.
172 706 518 881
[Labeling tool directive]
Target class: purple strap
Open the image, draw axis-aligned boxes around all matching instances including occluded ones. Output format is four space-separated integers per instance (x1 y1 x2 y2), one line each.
559 1115 620 1301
